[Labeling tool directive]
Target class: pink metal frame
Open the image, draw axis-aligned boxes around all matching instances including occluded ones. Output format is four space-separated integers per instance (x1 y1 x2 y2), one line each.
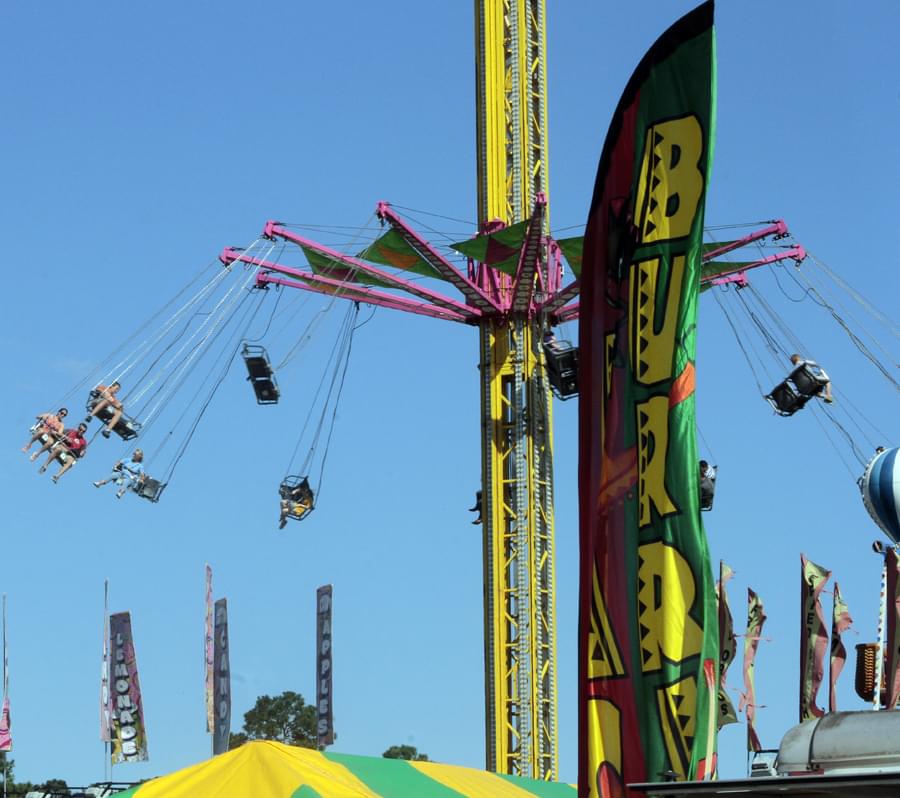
219 248 471 324
220 206 801 329
549 224 803 324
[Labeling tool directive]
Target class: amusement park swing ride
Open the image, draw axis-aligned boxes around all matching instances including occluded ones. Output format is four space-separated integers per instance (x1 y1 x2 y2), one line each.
22 1 900 788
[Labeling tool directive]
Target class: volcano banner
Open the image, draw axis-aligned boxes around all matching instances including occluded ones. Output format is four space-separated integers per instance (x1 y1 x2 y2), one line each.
828 582 852 713
577 2 717 793
717 562 738 728
741 589 766 753
799 555 831 722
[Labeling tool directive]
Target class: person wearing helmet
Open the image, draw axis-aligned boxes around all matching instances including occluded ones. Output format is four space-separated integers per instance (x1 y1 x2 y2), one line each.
93 449 146 498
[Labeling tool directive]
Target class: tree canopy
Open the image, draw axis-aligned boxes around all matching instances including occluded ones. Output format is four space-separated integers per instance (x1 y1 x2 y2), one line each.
382 744 428 761
0 754 70 796
229 690 317 750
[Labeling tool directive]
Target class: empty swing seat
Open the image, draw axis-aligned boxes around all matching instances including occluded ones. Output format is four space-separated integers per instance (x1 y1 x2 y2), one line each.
242 345 280 405
85 391 142 441
543 339 579 400
279 475 314 522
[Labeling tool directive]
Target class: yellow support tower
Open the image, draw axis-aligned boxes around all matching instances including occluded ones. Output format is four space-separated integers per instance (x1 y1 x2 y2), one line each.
229 0 562 781
475 0 558 780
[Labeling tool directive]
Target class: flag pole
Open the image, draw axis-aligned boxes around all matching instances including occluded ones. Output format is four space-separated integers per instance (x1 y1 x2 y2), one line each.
206 565 214 758
103 580 111 782
3 593 7 798
875 557 887 710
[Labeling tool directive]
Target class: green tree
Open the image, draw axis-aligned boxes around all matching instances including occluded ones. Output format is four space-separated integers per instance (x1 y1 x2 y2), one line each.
0 752 69 796
229 691 317 750
35 778 70 794
382 744 428 762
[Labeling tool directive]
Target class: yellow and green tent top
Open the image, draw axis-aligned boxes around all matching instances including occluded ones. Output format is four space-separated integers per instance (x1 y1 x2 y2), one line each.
114 740 576 798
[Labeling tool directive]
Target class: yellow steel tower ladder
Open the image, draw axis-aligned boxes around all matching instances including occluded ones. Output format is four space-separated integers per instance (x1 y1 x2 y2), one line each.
475 0 558 780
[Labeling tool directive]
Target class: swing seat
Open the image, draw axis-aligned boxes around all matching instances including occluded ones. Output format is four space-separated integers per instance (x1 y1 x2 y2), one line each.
136 477 165 503
279 475 314 521
700 469 716 512
765 380 810 417
86 390 142 440
789 362 830 399
29 424 61 448
51 442 83 467
242 345 280 405
543 339 579 400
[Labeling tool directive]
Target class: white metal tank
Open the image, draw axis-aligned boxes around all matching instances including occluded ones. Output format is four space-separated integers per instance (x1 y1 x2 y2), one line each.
778 710 900 776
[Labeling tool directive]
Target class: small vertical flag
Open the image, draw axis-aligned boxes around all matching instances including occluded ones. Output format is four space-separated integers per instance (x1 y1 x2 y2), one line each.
884 549 900 708
205 565 214 735
828 582 852 713
716 562 738 728
212 598 231 755
100 581 111 743
741 588 766 753
0 594 10 752
799 554 831 722
0 696 10 753
316 585 334 748
109 612 149 763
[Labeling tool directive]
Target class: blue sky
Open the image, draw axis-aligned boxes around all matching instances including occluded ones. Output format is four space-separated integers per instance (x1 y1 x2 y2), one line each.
1 0 898 788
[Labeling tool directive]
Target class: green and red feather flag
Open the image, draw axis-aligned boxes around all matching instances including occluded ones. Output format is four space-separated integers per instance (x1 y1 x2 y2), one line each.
577 2 717 793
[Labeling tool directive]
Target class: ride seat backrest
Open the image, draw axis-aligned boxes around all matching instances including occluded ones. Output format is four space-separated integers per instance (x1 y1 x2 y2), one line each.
543 341 579 399
790 363 829 398
245 356 273 380
699 468 716 511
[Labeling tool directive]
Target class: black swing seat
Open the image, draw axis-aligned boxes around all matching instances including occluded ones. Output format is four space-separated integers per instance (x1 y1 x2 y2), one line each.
700 467 716 512
135 477 165 503
52 442 83 467
765 362 830 417
279 475 314 521
242 344 280 405
543 338 579 400
789 361 830 398
86 390 142 440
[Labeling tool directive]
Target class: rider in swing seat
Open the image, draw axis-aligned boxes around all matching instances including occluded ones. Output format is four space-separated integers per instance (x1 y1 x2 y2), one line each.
278 479 314 529
89 381 125 437
37 423 89 483
93 449 146 498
